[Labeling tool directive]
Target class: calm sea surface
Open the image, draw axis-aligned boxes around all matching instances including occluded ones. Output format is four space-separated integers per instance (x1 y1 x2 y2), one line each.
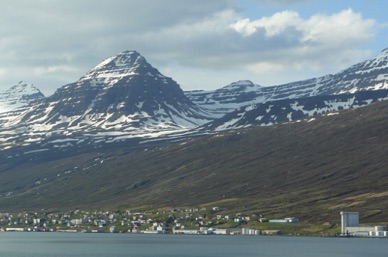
0 232 387 257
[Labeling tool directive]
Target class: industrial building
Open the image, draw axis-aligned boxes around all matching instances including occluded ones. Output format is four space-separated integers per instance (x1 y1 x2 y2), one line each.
340 211 388 237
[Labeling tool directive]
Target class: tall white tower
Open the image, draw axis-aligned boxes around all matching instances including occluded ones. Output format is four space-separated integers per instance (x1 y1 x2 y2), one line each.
340 211 359 235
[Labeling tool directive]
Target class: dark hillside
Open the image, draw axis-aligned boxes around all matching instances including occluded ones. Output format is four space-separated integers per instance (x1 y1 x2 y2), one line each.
0 100 387 223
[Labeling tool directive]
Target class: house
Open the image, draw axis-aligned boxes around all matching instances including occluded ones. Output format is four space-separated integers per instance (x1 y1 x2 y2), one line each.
216 215 224 220
262 230 281 235
228 228 242 235
172 228 199 234
285 217 300 223
241 228 260 235
6 228 25 232
269 219 288 223
213 228 228 235
156 226 166 233
70 219 83 226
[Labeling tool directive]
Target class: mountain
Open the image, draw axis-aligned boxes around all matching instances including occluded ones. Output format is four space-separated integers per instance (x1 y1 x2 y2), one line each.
186 48 388 116
0 99 387 223
0 48 387 155
0 51 211 152
203 89 388 130
0 48 387 222
185 80 264 117
0 81 44 113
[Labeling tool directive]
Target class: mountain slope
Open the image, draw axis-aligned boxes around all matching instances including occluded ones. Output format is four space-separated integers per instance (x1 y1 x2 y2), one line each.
0 51 211 151
1 48 387 152
0 49 387 222
185 80 264 117
186 48 388 116
0 99 387 222
203 89 388 130
0 82 45 127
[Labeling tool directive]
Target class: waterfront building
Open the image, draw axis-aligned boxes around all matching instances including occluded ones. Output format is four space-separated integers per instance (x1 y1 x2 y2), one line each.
340 211 359 235
340 211 387 237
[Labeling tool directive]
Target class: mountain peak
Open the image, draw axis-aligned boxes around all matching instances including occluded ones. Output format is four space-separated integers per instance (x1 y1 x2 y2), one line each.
220 80 262 92
8 81 41 94
1 50 211 146
4 81 43 99
82 50 155 81
378 47 388 60
0 81 44 113
92 50 143 70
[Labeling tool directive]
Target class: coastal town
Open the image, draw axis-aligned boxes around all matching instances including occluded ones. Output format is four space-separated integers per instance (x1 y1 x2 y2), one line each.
2 208 387 237
0 207 302 235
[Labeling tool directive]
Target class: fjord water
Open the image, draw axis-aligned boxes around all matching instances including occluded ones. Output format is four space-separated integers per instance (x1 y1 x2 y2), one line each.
0 233 387 257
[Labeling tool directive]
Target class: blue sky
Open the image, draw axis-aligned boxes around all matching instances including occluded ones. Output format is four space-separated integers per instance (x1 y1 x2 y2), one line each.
0 0 387 95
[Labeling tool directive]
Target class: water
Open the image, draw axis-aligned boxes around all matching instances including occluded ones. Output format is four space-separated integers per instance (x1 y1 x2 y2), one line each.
0 233 387 257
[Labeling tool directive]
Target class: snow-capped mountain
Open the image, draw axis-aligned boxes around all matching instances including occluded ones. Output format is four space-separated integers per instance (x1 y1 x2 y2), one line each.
203 89 388 130
1 48 387 153
0 82 45 126
0 51 211 151
185 80 263 117
186 48 388 116
0 81 44 113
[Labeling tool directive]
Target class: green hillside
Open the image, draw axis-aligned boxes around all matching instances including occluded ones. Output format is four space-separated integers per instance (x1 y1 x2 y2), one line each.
0 100 387 223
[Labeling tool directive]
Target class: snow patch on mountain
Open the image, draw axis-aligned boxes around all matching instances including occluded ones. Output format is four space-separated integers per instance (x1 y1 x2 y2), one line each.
0 51 212 151
203 89 388 131
186 49 388 116
0 81 44 113
185 80 264 117
1 48 388 153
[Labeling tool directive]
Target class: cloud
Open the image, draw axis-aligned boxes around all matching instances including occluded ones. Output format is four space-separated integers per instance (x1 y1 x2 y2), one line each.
261 0 310 4
0 1 381 94
150 8 376 74
229 8 376 74
231 8 375 43
0 0 236 91
231 11 302 37
301 9 376 45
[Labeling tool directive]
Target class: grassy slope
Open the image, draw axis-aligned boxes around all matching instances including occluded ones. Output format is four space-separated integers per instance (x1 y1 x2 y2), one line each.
0 100 387 224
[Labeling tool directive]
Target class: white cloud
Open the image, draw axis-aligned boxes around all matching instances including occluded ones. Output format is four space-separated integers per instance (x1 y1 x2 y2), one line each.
231 11 302 37
0 1 381 94
231 8 375 43
300 9 376 45
33 65 79 76
133 7 377 78
230 8 376 75
245 62 288 76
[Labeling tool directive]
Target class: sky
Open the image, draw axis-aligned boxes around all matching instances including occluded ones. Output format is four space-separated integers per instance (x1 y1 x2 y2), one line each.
0 0 387 95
